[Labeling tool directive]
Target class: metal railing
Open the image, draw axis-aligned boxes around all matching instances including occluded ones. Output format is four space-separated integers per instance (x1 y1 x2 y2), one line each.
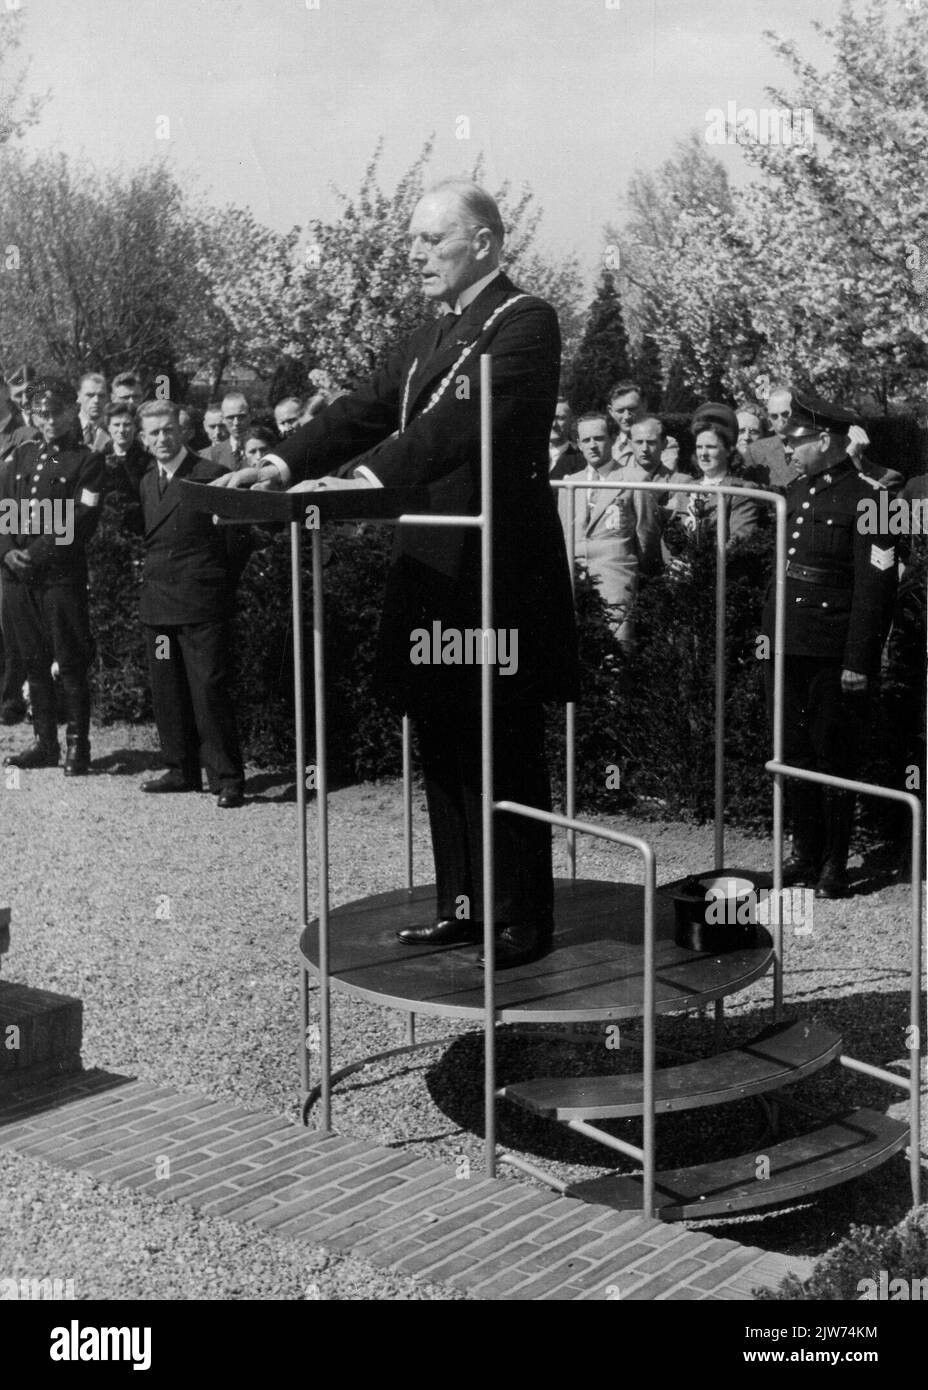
297 365 923 1213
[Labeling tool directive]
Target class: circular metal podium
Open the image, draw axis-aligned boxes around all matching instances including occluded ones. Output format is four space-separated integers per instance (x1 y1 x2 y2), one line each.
299 877 774 1024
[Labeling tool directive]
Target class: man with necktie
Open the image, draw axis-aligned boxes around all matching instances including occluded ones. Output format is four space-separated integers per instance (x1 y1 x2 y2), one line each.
76 373 111 453
134 401 251 806
557 412 638 650
215 179 578 966
608 381 647 467
205 394 251 471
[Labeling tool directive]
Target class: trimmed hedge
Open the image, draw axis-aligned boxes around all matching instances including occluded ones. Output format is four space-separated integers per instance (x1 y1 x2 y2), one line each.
754 1205 928 1301
85 504 924 830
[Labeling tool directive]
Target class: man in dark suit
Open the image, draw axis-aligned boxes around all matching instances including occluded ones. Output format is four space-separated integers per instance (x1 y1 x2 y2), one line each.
548 397 582 480
741 386 795 492
215 179 579 966
205 393 251 471
760 393 897 899
134 401 250 807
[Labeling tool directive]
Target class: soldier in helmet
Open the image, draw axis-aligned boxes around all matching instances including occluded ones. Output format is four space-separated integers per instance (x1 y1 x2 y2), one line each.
0 377 105 775
760 392 898 899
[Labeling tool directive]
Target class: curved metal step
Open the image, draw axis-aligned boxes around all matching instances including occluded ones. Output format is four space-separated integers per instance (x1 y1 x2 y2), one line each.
500 1019 842 1119
565 1108 909 1220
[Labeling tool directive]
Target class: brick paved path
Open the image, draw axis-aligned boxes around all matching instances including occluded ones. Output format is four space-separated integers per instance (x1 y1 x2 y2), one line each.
0 1070 811 1300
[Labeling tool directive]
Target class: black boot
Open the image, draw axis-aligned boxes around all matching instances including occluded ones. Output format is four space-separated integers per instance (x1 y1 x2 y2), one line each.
815 790 855 899
4 678 59 769
782 780 823 886
62 679 91 777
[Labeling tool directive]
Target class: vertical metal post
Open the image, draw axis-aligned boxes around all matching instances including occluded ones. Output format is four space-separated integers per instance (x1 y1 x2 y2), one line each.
909 796 923 1207
479 355 496 1178
311 528 332 1132
565 485 577 881
771 496 787 1021
714 498 727 870
641 844 656 1216
402 715 414 891
401 714 416 1045
293 520 311 1100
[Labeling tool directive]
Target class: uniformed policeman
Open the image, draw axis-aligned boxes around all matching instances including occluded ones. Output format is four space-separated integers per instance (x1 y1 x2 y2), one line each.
760 392 898 898
0 378 105 775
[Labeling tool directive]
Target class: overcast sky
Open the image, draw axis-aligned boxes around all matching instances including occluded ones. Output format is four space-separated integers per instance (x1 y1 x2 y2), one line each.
17 0 848 284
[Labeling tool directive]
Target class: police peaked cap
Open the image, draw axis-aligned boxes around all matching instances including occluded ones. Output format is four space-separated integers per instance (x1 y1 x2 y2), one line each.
31 376 75 407
785 390 859 438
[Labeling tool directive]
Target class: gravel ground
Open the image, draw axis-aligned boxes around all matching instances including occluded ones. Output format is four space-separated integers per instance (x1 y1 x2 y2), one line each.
0 718 925 1296
0 1150 464 1300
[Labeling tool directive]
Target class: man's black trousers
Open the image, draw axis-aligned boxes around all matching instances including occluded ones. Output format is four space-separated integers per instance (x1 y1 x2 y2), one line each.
144 621 243 792
764 656 869 776
415 701 554 930
1 577 92 728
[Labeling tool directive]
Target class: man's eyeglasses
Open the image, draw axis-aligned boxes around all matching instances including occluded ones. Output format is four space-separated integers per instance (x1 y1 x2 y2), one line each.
406 226 481 252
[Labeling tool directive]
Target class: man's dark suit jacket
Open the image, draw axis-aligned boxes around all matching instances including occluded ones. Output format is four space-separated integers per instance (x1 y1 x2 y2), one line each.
740 434 793 492
273 271 579 715
205 439 243 473
136 452 251 626
549 443 583 481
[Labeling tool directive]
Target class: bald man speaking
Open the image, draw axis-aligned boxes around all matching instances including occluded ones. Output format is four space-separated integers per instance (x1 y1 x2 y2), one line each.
215 180 578 967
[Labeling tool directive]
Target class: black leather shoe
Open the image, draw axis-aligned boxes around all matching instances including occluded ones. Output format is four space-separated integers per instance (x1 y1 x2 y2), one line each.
4 741 60 769
396 919 478 946
476 924 550 969
142 771 198 793
814 865 849 900
781 856 820 888
63 742 91 777
216 790 244 808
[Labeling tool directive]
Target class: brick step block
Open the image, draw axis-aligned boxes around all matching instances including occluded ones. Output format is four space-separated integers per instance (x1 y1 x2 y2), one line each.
0 982 82 1095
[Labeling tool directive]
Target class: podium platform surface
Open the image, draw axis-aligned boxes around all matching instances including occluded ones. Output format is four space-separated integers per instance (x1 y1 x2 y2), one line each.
299 879 774 1024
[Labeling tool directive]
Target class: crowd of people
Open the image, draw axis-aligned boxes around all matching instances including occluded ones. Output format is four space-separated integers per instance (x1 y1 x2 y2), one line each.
549 380 916 648
0 370 333 805
0 339 924 903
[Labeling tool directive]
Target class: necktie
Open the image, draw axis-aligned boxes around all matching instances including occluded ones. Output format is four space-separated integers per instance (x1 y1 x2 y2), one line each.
158 468 169 497
586 467 598 519
437 310 461 347
83 422 95 447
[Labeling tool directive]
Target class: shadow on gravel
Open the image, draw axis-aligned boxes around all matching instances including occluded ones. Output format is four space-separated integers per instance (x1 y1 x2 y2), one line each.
0 1068 137 1126
91 750 165 776
423 988 922 1259
243 769 358 803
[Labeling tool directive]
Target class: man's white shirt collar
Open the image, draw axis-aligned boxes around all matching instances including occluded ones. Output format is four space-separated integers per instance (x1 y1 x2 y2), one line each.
446 267 502 316
159 448 186 478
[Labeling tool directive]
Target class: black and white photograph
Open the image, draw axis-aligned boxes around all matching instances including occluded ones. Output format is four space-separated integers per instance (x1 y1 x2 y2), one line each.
0 0 925 1344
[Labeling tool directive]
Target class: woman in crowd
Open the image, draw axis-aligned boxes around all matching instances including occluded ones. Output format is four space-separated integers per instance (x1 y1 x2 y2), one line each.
243 425 278 466
666 403 762 544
